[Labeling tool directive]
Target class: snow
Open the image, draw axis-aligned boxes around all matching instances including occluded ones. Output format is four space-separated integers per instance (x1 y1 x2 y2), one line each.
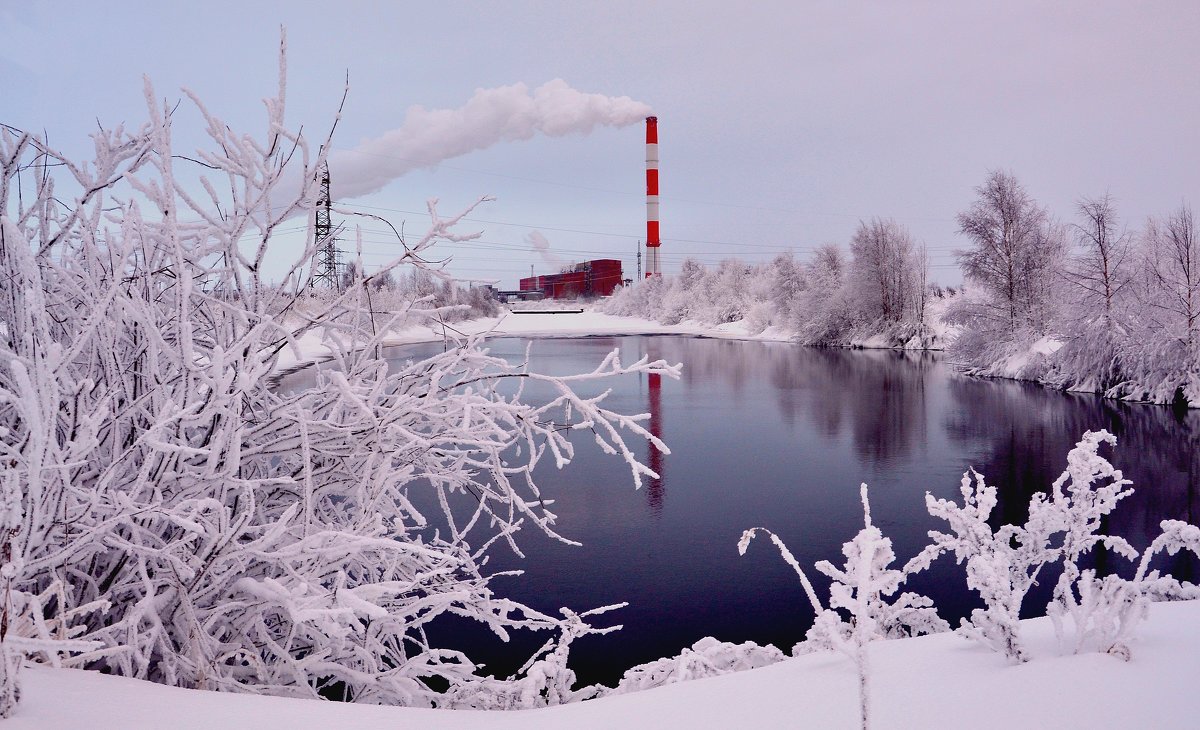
10 599 1199 729
275 286 967 380
972 335 1065 381
274 308 800 375
1030 336 1065 356
276 301 960 379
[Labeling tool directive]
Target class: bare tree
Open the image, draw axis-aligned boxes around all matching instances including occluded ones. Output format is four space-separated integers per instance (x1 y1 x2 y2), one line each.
1063 193 1132 326
915 242 929 325
339 258 364 290
848 218 922 323
1142 203 1200 346
955 170 1064 334
371 266 395 291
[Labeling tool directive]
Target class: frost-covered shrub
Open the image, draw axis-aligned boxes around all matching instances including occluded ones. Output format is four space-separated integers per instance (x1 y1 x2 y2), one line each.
0 50 677 712
603 271 666 321
737 433 1199 728
300 262 500 333
442 604 626 709
1051 519 1200 660
605 637 785 695
740 485 947 730
743 301 774 335
911 430 1200 663
658 283 693 325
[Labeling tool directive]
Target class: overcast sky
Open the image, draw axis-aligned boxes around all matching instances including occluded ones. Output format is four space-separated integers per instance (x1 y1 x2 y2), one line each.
3 1 1198 288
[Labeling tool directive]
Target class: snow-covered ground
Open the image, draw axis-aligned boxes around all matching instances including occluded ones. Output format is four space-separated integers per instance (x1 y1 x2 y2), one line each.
12 599 1199 729
275 292 973 376
967 334 1066 380
274 308 798 373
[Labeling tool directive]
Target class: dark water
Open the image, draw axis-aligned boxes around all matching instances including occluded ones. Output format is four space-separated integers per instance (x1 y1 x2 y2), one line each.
285 336 1200 688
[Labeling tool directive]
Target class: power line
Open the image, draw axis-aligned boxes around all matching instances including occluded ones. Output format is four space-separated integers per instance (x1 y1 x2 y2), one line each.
248 207 963 254
338 230 963 257
333 202 963 251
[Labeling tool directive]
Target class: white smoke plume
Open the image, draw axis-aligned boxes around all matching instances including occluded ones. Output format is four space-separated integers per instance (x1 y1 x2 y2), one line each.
527 230 564 269
329 79 652 200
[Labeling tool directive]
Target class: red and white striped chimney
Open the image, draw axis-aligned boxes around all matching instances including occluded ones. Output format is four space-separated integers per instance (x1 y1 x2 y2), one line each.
645 116 661 277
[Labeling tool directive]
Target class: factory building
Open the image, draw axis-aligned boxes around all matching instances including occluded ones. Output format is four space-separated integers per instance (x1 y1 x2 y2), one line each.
519 259 623 299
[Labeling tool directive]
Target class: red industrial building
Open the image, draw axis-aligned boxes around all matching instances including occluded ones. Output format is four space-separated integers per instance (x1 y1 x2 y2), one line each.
519 259 623 299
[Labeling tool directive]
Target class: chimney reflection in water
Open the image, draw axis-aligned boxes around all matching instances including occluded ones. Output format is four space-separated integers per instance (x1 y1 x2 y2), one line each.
646 343 664 518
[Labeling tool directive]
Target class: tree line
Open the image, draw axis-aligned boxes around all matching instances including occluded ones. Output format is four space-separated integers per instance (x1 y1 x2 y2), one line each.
949 170 1197 407
605 169 1198 406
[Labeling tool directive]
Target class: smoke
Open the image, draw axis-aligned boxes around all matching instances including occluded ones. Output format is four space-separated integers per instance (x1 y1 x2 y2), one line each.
526 230 564 269
329 79 652 200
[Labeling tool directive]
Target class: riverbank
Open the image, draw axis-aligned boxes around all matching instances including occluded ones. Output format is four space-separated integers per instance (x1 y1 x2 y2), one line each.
11 599 1199 729
272 308 802 373
276 303 1197 409
272 301 956 375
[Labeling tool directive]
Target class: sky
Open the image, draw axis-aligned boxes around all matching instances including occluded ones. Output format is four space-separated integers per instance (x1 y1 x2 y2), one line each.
2 1 1198 288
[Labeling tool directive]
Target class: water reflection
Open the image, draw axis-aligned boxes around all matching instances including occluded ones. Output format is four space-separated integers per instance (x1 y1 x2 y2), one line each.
668 341 937 467
943 375 1200 552
645 360 665 519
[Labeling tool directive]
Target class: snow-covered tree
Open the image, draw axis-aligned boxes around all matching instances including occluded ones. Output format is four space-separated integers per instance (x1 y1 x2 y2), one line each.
1064 193 1133 325
1142 203 1199 349
1039 195 1135 394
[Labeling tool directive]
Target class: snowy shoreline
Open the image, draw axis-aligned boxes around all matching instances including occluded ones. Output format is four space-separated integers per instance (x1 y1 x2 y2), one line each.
275 306 1200 417
272 306 942 378
277 307 1196 413
12 599 1199 729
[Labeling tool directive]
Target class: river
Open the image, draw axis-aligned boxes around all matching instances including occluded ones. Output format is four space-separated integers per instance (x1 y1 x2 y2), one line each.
284 335 1200 688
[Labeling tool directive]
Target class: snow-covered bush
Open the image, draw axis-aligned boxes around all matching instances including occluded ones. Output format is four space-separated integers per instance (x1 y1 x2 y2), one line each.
0 48 677 713
911 430 1200 663
740 485 947 730
605 637 785 695
738 432 1199 728
300 260 500 336
442 603 626 709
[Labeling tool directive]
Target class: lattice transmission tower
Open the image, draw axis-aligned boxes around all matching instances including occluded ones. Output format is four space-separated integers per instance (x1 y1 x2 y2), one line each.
310 160 341 289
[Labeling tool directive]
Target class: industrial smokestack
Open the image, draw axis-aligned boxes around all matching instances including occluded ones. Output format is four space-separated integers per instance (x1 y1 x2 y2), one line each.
645 116 661 277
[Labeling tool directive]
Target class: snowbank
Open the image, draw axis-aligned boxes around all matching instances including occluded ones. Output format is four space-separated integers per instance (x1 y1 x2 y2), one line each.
273 308 803 374
11 599 1199 729
960 335 1065 381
